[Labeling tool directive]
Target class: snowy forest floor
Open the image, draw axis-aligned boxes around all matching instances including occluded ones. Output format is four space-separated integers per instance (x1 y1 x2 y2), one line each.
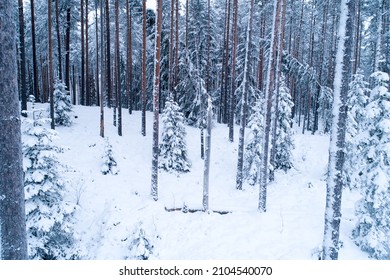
49 105 368 260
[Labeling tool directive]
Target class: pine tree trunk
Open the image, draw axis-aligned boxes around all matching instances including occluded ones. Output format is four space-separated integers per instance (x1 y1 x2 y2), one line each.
236 0 254 190
218 0 230 124
81 0 85 105
65 6 71 92
115 0 122 136
174 0 179 102
169 0 175 95
0 0 28 260
126 0 133 114
100 0 105 138
322 0 355 260
269 0 286 182
141 0 147 136
151 0 163 201
95 0 99 106
18 0 27 117
86 0 90 106
228 0 238 143
258 0 281 212
105 0 111 108
48 0 55 129
30 0 40 102
203 98 212 211
55 0 62 81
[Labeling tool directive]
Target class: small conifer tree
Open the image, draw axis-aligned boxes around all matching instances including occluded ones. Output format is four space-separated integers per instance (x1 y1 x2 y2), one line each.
22 112 78 259
345 70 370 189
274 79 294 172
352 71 390 259
101 137 119 175
53 81 73 126
243 97 264 185
159 98 191 173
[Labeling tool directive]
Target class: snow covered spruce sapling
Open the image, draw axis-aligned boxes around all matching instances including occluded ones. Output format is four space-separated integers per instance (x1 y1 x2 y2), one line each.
345 70 370 189
22 113 78 259
159 98 191 173
101 137 119 175
243 97 264 185
352 72 390 259
53 81 73 126
274 77 294 172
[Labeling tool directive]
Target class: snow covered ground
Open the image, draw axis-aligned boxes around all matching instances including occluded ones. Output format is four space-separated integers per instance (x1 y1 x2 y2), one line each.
48 105 368 260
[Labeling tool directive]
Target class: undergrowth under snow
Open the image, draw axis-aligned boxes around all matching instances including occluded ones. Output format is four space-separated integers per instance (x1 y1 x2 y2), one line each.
41 104 368 259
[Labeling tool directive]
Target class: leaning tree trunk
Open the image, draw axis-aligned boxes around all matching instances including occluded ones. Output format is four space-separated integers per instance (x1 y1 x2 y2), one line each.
0 0 28 259
151 0 163 201
322 0 355 260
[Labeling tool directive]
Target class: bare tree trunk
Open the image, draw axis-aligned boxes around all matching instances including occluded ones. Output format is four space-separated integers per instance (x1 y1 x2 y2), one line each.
81 0 85 105
228 0 238 143
258 0 282 212
169 0 175 95
269 0 286 182
141 0 147 136
95 0 99 106
151 0 163 201
18 0 27 117
0 0 28 260
126 0 133 114
218 0 230 124
322 0 355 260
55 0 62 81
174 0 179 102
105 0 111 108
30 0 40 102
115 0 122 136
65 6 71 92
203 98 212 211
86 0 90 106
48 0 55 129
236 0 255 190
100 0 104 138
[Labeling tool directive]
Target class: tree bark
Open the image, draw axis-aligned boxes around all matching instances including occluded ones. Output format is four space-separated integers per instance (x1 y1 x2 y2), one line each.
86 0 90 106
203 98 212 211
18 0 27 117
48 0 55 129
30 0 40 102
100 0 104 138
228 0 238 143
81 0 85 105
115 0 122 136
258 0 282 212
65 6 71 92
0 0 28 260
55 0 62 81
236 0 255 190
322 0 355 260
141 0 147 136
105 0 112 108
126 0 133 114
151 0 163 201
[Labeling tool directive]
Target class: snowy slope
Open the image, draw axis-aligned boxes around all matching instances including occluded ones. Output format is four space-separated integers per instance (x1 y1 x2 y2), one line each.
48 105 368 260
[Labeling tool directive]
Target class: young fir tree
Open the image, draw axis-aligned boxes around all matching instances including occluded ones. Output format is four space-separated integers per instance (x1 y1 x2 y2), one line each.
345 70 370 189
352 71 390 259
274 77 294 172
159 99 191 173
101 138 119 175
53 81 73 126
243 97 264 186
22 113 78 260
